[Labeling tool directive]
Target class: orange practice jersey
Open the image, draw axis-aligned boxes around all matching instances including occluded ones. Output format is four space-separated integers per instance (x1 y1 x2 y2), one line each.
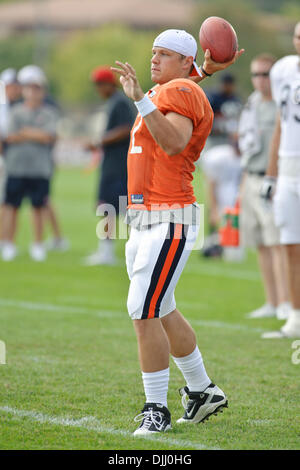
127 78 213 210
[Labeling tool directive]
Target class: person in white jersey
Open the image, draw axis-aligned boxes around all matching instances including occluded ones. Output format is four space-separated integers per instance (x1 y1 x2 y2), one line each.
239 54 291 321
261 22 300 338
200 141 242 259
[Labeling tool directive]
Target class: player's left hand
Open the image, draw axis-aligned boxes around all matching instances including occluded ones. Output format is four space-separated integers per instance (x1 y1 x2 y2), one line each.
111 61 144 102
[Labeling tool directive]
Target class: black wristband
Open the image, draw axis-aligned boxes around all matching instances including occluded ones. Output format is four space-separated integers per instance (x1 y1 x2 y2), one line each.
201 65 212 77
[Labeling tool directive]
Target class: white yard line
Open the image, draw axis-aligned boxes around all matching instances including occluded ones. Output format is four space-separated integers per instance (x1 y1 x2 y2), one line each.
0 298 124 318
191 319 265 333
0 298 91 314
0 298 267 333
185 264 261 282
0 406 220 450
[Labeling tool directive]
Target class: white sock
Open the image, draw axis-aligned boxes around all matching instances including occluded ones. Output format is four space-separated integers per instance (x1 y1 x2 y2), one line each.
172 346 211 392
142 367 169 408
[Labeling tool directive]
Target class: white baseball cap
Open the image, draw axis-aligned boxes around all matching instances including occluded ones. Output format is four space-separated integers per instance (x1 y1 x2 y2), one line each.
0 68 18 85
18 65 47 86
153 29 202 77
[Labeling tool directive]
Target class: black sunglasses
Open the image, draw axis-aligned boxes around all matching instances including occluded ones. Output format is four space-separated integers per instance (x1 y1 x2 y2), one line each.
251 72 270 77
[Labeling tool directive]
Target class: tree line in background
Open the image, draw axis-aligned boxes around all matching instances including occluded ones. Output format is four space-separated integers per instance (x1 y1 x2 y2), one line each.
0 0 299 106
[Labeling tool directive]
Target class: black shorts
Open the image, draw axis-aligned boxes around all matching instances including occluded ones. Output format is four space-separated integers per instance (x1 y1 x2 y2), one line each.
4 177 50 208
98 177 127 215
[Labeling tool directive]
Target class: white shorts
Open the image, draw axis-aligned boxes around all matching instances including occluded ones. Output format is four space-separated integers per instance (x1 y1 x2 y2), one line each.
273 176 300 245
125 222 199 320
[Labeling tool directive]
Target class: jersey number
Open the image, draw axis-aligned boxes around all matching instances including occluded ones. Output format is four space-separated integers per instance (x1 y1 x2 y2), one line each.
130 115 142 154
280 84 300 122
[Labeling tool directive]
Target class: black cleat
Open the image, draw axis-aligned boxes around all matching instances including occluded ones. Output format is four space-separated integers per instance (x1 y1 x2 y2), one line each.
133 402 172 435
177 383 228 424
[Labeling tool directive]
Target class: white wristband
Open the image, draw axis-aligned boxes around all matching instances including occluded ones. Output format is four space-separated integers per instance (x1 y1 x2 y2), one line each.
134 94 157 117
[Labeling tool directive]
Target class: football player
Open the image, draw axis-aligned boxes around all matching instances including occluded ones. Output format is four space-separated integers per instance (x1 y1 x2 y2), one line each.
112 29 244 434
261 22 300 338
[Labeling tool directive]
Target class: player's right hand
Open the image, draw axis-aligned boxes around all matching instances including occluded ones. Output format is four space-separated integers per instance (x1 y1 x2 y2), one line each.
202 48 245 76
111 61 144 102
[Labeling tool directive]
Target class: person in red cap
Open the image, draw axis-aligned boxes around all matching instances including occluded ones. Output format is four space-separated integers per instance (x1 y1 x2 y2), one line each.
84 66 135 265
91 67 117 85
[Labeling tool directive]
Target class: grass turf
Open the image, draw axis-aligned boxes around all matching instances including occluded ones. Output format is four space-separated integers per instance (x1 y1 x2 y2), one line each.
0 167 299 450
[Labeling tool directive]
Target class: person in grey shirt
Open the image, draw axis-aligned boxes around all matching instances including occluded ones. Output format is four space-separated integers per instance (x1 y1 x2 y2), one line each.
238 53 291 320
1 65 58 262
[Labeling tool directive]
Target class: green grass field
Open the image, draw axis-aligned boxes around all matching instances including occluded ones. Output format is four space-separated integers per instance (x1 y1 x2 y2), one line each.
0 167 299 450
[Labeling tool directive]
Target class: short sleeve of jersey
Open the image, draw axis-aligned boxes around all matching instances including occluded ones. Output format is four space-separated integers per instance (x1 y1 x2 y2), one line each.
155 80 206 128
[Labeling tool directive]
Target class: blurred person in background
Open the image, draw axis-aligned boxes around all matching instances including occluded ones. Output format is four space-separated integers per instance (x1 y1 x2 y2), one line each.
0 67 67 255
205 73 242 149
260 23 300 338
239 53 291 320
0 68 22 248
238 53 291 320
198 73 242 259
200 137 242 258
1 65 59 262
84 66 135 266
42 89 69 253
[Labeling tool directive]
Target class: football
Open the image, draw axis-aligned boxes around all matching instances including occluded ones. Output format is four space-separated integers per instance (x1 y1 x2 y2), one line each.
199 16 238 63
